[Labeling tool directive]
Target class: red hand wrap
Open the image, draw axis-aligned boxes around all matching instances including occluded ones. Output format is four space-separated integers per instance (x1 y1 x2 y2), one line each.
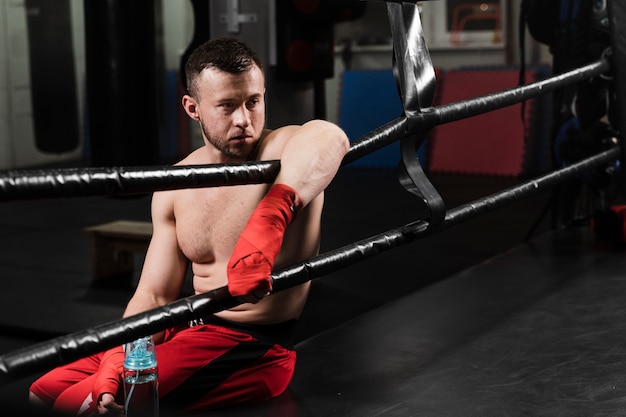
92 346 124 402
227 184 302 298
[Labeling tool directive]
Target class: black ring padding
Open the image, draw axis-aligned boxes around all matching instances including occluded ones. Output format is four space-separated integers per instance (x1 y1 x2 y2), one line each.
387 0 446 231
387 1 436 118
0 161 280 202
398 132 446 229
0 146 618 386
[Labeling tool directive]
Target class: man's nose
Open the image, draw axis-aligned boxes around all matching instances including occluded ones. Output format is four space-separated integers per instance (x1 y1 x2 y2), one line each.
233 105 251 128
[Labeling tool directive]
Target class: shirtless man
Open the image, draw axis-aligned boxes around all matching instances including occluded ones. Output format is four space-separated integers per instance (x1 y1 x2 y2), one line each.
29 37 349 415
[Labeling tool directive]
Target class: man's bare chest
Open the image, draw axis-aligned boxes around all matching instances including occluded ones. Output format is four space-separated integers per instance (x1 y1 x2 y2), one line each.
173 185 266 263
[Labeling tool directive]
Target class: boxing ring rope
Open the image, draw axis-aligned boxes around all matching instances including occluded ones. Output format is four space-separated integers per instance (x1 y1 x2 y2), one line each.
0 144 619 385
0 57 609 202
0 161 281 202
0 0 621 391
0 71 618 386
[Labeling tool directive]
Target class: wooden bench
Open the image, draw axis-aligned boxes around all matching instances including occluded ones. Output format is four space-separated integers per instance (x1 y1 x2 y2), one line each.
83 220 152 287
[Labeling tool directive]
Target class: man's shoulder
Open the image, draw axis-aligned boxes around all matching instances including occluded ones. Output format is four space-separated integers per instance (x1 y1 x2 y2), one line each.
261 125 300 139
256 125 301 160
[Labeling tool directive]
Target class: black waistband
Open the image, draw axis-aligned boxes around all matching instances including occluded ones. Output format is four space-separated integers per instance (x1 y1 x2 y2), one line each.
191 315 297 350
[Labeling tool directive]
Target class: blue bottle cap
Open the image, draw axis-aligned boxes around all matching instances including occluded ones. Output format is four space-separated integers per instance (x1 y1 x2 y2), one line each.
124 336 157 370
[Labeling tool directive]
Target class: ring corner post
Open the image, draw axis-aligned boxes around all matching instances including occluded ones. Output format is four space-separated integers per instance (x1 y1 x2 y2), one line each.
608 0 626 194
387 0 445 230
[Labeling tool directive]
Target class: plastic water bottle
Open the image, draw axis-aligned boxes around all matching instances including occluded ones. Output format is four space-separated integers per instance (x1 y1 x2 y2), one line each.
123 336 159 417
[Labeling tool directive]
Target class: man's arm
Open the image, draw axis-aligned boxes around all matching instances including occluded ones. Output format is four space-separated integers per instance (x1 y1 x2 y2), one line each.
261 120 350 205
93 191 188 412
228 120 349 301
123 190 190 322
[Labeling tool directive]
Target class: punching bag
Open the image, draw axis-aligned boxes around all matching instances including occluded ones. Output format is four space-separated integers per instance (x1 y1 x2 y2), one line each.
26 0 80 153
84 0 160 167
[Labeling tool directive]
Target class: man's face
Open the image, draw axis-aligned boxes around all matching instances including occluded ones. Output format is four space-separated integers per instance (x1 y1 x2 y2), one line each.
192 65 266 161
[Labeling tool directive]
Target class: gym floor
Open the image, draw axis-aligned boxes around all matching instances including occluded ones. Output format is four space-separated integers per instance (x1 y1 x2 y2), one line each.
0 166 569 412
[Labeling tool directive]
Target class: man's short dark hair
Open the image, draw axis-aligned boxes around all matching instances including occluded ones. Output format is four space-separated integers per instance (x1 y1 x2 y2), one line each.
185 37 264 98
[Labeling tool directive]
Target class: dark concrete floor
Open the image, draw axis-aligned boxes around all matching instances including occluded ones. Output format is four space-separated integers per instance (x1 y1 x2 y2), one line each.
208 225 626 417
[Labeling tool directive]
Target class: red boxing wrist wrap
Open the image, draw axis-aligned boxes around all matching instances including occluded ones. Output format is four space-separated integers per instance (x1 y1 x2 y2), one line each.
228 184 302 298
93 346 124 401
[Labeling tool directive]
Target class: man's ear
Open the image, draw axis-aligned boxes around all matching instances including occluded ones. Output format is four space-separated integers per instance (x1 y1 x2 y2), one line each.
182 95 200 120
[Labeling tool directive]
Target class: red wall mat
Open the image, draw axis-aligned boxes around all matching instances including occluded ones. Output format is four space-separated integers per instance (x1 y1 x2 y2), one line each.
428 69 537 177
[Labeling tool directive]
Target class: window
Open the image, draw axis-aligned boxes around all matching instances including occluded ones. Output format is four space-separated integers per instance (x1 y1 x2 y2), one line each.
421 0 506 49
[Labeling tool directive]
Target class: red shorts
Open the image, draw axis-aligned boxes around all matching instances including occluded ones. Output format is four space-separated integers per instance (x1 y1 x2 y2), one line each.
29 317 297 415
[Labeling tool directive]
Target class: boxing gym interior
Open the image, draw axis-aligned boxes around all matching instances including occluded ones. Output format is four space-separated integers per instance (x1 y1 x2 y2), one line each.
1 1 626 416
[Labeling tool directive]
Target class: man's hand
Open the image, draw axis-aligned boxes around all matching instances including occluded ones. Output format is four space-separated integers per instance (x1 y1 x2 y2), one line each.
227 184 301 301
98 393 124 416
92 346 124 415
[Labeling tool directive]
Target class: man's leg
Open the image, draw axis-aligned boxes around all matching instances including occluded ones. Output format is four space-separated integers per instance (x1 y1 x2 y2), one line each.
157 323 296 413
29 353 101 407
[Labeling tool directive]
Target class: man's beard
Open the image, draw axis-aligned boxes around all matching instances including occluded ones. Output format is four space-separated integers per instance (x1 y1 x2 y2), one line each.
200 122 253 161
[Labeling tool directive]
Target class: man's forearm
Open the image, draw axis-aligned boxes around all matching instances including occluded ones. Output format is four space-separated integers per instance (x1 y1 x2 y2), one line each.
275 120 349 205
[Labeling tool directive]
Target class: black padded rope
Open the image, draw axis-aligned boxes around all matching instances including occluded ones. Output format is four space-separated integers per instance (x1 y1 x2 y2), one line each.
0 287 237 385
0 57 609 202
272 147 621 292
0 28 615 385
0 145 618 386
0 162 280 202
342 56 610 164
